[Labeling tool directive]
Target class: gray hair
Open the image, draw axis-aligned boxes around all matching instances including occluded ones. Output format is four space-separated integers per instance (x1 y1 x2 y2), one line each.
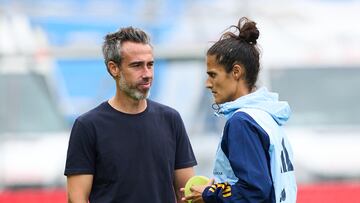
102 26 151 70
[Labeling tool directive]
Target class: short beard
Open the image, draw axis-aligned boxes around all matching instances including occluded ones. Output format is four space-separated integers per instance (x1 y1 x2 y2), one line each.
118 73 149 100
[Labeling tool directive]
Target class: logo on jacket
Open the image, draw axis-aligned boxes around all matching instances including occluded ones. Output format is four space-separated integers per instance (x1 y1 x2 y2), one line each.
280 138 294 173
280 188 286 202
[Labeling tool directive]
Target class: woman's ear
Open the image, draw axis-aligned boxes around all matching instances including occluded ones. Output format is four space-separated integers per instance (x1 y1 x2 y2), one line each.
232 64 244 80
108 61 120 78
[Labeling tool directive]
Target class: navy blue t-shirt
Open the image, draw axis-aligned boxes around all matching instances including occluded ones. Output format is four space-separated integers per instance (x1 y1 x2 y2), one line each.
64 100 197 203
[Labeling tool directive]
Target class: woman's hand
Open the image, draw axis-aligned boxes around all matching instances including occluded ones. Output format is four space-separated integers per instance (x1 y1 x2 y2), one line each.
180 178 214 203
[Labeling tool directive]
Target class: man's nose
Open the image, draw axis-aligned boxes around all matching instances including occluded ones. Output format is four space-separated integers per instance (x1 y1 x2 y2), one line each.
142 66 153 78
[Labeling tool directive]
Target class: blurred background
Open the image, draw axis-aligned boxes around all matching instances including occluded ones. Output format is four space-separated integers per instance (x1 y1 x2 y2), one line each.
1 0 360 202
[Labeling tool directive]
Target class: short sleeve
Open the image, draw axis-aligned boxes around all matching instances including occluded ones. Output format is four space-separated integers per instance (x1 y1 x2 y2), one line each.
64 119 96 176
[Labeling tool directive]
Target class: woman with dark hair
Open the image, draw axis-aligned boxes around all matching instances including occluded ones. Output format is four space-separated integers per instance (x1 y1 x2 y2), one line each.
183 17 297 203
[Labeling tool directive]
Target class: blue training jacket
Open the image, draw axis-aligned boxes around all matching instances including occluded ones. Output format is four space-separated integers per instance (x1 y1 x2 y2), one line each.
202 87 297 203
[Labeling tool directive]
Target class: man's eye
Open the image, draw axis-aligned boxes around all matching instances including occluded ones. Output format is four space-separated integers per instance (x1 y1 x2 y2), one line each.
131 63 141 67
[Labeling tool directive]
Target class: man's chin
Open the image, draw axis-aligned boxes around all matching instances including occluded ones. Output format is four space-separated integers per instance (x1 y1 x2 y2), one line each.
132 90 150 100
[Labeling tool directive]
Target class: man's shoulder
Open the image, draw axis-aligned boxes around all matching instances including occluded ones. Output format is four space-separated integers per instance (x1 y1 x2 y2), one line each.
76 101 108 123
147 99 179 115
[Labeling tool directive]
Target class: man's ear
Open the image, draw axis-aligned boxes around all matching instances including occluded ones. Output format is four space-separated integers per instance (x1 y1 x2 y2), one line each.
108 61 120 78
232 64 244 80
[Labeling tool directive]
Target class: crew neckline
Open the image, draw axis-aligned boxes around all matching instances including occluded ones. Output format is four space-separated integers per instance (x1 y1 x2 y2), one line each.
104 100 150 116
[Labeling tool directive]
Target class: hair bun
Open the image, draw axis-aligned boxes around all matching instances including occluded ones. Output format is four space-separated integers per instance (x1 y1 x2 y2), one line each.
238 17 259 44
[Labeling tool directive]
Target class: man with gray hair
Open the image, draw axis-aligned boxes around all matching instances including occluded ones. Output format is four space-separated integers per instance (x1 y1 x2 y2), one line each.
64 27 197 203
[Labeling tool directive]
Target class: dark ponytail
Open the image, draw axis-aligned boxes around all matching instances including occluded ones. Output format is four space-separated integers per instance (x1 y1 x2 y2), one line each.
207 17 260 90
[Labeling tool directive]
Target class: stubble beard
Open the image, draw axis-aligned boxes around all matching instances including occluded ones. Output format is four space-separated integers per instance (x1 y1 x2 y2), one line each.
118 73 150 101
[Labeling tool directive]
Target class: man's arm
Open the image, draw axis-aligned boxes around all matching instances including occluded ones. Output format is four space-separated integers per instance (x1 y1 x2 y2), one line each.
174 167 195 203
67 174 93 203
